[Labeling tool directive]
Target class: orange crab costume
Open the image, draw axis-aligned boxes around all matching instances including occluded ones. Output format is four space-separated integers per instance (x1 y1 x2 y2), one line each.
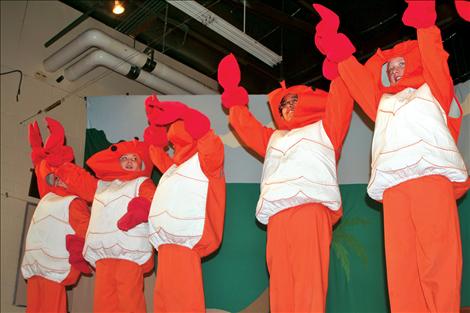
313 1 469 312
217 53 353 312
143 94 226 313
22 117 91 313
55 136 156 313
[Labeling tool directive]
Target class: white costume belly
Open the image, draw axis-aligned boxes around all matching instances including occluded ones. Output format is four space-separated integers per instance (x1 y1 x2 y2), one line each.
84 177 152 266
368 83 468 200
148 153 209 250
256 121 341 225
21 192 77 282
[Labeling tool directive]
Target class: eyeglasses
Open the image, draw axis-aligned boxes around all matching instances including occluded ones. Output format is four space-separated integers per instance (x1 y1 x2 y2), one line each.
278 94 298 115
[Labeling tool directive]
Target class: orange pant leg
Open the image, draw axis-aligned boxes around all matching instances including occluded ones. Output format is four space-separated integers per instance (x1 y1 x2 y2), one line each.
383 175 462 313
26 276 67 313
115 259 146 313
94 259 119 313
154 244 205 313
266 203 333 313
94 259 147 313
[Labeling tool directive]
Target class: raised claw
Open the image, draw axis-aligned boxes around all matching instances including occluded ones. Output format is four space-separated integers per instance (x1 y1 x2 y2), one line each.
44 117 65 151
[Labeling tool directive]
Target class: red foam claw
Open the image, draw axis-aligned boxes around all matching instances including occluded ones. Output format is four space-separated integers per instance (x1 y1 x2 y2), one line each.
28 121 43 149
31 149 46 167
65 234 91 274
29 121 45 166
150 101 188 126
322 33 356 63
145 94 160 118
322 58 339 80
402 0 436 28
312 3 340 35
455 0 470 22
312 4 354 62
314 33 327 56
221 86 249 109
143 125 168 148
183 108 210 140
66 234 85 254
46 146 74 167
117 197 151 231
44 117 65 151
217 54 241 89
70 258 92 275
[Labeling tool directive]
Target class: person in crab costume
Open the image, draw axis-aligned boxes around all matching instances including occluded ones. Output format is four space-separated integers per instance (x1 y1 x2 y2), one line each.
217 53 353 312
312 1 470 311
143 94 225 313
21 117 91 313
55 134 156 312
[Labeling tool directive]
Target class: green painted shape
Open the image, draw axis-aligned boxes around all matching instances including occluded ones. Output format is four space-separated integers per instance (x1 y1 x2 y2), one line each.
202 183 268 312
327 184 390 312
84 128 111 172
459 193 470 305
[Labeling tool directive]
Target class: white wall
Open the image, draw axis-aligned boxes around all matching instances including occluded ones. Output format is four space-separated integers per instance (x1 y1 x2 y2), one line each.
0 1 158 312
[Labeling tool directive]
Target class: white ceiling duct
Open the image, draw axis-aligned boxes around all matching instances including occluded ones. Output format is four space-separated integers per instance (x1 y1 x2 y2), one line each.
64 49 188 95
43 28 217 94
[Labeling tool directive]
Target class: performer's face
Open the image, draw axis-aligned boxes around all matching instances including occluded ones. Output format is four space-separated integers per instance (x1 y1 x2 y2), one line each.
119 153 142 171
387 57 406 85
279 93 298 121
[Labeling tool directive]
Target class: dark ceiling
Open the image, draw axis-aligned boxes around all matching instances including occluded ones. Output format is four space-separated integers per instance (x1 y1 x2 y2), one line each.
58 0 470 93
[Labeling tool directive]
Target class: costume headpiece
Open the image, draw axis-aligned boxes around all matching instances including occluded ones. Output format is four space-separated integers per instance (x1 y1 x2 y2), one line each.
268 81 328 130
86 139 152 181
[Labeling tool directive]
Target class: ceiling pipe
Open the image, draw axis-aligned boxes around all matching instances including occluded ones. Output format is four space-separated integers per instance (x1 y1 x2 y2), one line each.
64 49 189 95
43 28 216 94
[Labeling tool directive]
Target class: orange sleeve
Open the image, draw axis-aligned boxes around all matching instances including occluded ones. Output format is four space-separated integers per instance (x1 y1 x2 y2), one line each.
56 162 98 203
338 56 381 121
193 130 226 258
138 178 156 273
193 173 226 258
322 77 354 157
417 26 454 114
228 105 275 158
69 198 91 238
197 130 225 256
197 130 224 179
138 178 157 202
149 145 174 174
34 162 49 198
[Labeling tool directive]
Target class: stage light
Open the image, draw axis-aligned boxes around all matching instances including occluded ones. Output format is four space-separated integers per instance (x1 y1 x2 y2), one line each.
113 1 125 15
167 0 282 67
